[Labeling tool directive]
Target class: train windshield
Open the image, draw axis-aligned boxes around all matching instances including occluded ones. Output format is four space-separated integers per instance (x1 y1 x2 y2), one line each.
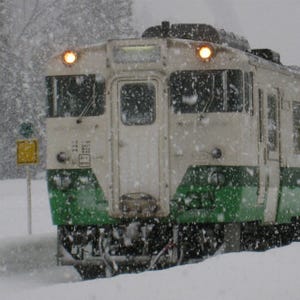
46 74 105 117
170 70 249 113
120 82 156 125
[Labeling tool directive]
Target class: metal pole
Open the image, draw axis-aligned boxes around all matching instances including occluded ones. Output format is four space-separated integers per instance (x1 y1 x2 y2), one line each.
26 165 32 235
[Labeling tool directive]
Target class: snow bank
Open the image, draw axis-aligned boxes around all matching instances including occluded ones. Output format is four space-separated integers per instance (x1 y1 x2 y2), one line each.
4 243 300 300
0 179 299 300
0 179 54 238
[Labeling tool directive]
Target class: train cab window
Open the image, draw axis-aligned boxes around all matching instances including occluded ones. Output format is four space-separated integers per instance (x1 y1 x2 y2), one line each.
227 70 243 112
293 102 300 153
120 82 156 125
170 70 244 113
46 74 105 117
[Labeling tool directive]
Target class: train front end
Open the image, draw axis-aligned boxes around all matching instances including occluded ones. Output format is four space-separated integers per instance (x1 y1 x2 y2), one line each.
45 23 260 277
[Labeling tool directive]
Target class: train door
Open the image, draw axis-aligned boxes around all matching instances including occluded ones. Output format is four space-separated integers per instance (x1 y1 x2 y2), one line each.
109 76 169 218
260 88 280 223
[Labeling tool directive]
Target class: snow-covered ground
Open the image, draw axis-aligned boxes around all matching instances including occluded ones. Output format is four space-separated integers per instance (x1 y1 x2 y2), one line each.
0 179 300 300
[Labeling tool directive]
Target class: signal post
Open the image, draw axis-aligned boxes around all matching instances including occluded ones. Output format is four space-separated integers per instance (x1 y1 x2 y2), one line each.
16 123 39 235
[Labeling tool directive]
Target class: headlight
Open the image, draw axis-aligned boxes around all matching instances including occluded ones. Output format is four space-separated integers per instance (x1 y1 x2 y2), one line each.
62 50 78 65
197 44 214 61
56 151 69 163
211 147 222 159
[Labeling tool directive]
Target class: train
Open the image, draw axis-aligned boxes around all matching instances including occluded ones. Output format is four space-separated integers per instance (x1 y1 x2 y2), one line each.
45 21 300 279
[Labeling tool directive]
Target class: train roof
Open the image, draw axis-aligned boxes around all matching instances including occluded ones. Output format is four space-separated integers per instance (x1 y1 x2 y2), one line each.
142 22 284 65
142 21 250 52
47 22 300 77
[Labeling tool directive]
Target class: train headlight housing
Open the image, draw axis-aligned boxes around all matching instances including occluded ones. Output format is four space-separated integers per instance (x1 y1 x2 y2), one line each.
56 151 69 163
197 45 214 61
63 50 78 65
211 147 222 159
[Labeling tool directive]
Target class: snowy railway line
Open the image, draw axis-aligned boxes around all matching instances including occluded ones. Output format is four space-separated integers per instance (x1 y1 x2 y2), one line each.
45 21 300 278
0 179 79 298
0 231 300 300
0 179 300 300
0 233 79 283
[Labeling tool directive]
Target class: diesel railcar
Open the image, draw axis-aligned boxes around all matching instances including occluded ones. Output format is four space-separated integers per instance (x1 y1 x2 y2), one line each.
46 22 300 278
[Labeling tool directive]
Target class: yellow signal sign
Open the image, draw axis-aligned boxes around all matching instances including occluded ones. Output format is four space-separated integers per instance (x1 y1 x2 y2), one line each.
17 139 39 165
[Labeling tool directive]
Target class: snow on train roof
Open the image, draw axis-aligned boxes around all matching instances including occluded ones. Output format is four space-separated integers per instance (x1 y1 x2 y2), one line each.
142 21 251 52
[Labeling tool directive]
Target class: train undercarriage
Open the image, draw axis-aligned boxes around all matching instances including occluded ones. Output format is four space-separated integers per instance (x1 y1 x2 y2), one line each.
57 220 300 279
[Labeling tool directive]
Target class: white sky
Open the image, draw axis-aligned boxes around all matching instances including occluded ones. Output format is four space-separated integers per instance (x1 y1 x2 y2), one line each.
133 0 300 66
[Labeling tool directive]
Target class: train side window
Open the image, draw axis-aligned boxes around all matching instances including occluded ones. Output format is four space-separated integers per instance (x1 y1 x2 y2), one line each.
258 89 264 143
293 102 300 153
244 72 253 113
46 74 105 117
267 94 277 151
120 83 156 126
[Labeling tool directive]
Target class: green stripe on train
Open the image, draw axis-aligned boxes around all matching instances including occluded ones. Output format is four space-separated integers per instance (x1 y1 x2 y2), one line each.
47 169 116 225
47 166 300 225
171 166 264 223
277 167 300 223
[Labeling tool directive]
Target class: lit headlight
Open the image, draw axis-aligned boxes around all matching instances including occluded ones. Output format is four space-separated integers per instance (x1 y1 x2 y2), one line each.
62 50 78 65
197 44 214 61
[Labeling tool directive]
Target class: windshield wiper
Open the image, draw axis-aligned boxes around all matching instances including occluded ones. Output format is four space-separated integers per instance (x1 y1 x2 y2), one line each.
76 86 96 123
200 75 217 114
201 93 215 114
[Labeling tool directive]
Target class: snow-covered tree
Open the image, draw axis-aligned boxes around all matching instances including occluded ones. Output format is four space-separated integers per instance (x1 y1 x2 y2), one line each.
0 0 135 178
